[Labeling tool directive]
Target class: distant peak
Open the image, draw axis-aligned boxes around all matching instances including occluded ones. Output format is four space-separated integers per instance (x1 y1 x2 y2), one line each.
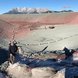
4 7 73 14
5 8 51 14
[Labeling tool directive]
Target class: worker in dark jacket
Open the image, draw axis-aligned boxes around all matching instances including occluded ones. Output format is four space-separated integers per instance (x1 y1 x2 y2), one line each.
8 41 18 64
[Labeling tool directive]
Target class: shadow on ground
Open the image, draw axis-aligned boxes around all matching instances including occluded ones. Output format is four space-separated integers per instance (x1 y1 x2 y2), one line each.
15 53 78 78
0 48 9 65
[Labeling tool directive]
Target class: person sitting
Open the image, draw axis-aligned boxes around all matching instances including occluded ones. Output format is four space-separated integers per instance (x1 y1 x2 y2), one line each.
63 47 71 59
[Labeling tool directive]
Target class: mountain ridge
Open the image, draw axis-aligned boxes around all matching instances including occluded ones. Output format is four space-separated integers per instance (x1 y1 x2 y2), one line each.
5 8 52 14
4 8 73 14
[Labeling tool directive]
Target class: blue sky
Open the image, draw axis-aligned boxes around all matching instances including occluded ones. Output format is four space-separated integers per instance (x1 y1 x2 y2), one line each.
0 0 78 14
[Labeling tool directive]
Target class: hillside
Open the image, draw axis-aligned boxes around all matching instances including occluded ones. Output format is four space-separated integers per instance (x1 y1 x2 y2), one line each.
4 8 73 14
0 12 78 25
0 12 78 49
5 8 51 14
1 12 78 78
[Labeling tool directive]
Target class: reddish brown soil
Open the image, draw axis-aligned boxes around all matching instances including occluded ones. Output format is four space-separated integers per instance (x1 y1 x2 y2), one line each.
0 12 78 40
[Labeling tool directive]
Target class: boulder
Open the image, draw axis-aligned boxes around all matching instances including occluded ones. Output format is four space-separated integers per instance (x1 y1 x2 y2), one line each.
6 62 32 78
31 67 57 78
50 68 65 78
0 61 9 72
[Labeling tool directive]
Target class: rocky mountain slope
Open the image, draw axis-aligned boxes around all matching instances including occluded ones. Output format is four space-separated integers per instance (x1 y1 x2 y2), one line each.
5 8 52 14
4 8 73 14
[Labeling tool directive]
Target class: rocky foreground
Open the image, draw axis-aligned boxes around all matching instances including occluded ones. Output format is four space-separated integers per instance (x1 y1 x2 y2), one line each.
0 51 78 78
0 57 64 78
0 62 65 78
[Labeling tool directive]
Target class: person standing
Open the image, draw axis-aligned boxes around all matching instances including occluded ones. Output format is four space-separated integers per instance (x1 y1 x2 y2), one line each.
8 41 18 64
